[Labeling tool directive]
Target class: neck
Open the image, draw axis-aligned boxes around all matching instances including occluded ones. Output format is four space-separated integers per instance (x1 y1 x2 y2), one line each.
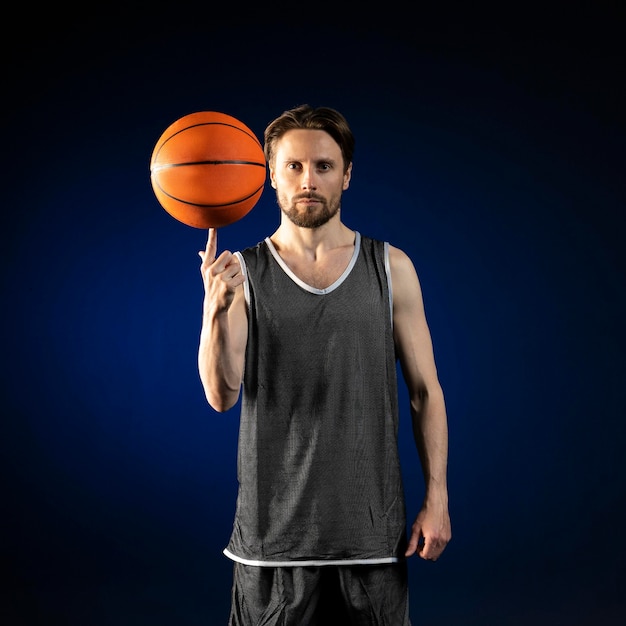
271 216 354 255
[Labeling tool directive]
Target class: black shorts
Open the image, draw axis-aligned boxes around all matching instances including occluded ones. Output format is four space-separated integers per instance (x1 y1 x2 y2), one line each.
228 561 411 625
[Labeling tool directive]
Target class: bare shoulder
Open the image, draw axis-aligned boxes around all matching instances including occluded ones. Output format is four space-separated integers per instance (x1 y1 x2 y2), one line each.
388 244 423 300
388 244 415 269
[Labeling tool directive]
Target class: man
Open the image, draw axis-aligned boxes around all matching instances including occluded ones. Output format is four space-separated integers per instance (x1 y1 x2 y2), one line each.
198 104 451 625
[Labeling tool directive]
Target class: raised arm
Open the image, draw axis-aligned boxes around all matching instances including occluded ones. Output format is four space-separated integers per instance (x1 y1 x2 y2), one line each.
389 245 451 561
197 228 248 412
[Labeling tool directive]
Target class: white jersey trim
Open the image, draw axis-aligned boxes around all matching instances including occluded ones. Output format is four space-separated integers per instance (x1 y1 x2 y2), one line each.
234 250 249 305
384 240 393 325
223 548 399 567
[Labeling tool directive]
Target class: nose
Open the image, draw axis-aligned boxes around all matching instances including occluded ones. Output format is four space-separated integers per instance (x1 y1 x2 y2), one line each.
301 165 317 190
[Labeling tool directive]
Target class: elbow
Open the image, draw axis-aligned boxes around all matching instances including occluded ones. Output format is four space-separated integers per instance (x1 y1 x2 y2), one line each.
409 385 428 416
198 372 233 413
208 398 236 413
205 388 239 413
198 366 242 413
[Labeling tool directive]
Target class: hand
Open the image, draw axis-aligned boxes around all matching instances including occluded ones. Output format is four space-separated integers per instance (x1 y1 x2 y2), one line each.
405 502 451 562
198 228 245 312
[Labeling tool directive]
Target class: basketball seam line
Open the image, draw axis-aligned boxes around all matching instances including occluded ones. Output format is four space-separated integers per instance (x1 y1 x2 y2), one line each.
151 160 265 172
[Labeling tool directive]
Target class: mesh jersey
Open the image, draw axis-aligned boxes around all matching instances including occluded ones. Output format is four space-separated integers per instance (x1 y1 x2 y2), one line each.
224 232 407 567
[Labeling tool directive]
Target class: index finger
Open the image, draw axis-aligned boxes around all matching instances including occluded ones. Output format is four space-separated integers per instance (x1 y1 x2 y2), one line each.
206 227 217 261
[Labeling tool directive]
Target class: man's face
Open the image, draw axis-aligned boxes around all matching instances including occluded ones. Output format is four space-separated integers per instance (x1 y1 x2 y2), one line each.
269 129 352 228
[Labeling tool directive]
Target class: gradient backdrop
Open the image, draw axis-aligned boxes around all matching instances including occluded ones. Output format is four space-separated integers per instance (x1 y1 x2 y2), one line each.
3 9 625 625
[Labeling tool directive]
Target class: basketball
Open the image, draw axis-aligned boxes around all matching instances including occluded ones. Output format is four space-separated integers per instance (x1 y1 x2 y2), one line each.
150 111 266 228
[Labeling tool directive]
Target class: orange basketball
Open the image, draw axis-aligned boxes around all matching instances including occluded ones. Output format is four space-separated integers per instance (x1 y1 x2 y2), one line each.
150 111 266 228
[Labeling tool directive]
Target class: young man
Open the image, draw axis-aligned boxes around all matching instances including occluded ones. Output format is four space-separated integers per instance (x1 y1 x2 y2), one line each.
198 104 451 625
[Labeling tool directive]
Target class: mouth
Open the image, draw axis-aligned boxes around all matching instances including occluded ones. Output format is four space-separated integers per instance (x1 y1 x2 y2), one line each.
295 195 323 205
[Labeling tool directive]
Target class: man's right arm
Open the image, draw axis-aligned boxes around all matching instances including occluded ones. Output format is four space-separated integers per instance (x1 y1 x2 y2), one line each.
197 229 248 412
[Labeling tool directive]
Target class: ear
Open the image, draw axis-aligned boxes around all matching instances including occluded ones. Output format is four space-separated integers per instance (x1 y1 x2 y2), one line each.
269 168 277 189
342 162 352 191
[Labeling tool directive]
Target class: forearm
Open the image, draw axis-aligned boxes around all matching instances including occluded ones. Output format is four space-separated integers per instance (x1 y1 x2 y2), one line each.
198 307 244 412
411 385 449 503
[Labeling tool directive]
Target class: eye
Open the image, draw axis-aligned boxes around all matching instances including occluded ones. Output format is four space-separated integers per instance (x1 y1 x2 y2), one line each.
287 162 302 171
318 162 332 171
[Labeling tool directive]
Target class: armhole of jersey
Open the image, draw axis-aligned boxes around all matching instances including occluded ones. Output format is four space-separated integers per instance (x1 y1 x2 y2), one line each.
234 251 250 307
384 241 393 327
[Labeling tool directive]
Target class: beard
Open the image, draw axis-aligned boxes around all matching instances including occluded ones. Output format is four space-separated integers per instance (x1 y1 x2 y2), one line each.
276 191 341 229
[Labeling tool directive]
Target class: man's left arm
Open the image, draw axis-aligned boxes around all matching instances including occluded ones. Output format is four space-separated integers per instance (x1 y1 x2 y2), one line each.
389 245 452 561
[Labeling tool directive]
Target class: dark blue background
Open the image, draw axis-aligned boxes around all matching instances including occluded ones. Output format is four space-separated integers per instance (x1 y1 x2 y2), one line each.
3 8 625 625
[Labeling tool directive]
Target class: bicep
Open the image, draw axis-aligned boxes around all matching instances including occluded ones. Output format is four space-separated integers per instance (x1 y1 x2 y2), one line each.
228 285 249 374
390 247 440 394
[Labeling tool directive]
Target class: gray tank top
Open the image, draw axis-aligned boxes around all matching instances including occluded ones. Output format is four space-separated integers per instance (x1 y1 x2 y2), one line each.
224 232 407 566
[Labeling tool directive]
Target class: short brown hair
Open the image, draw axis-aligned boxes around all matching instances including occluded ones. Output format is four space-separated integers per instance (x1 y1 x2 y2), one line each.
264 104 355 173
